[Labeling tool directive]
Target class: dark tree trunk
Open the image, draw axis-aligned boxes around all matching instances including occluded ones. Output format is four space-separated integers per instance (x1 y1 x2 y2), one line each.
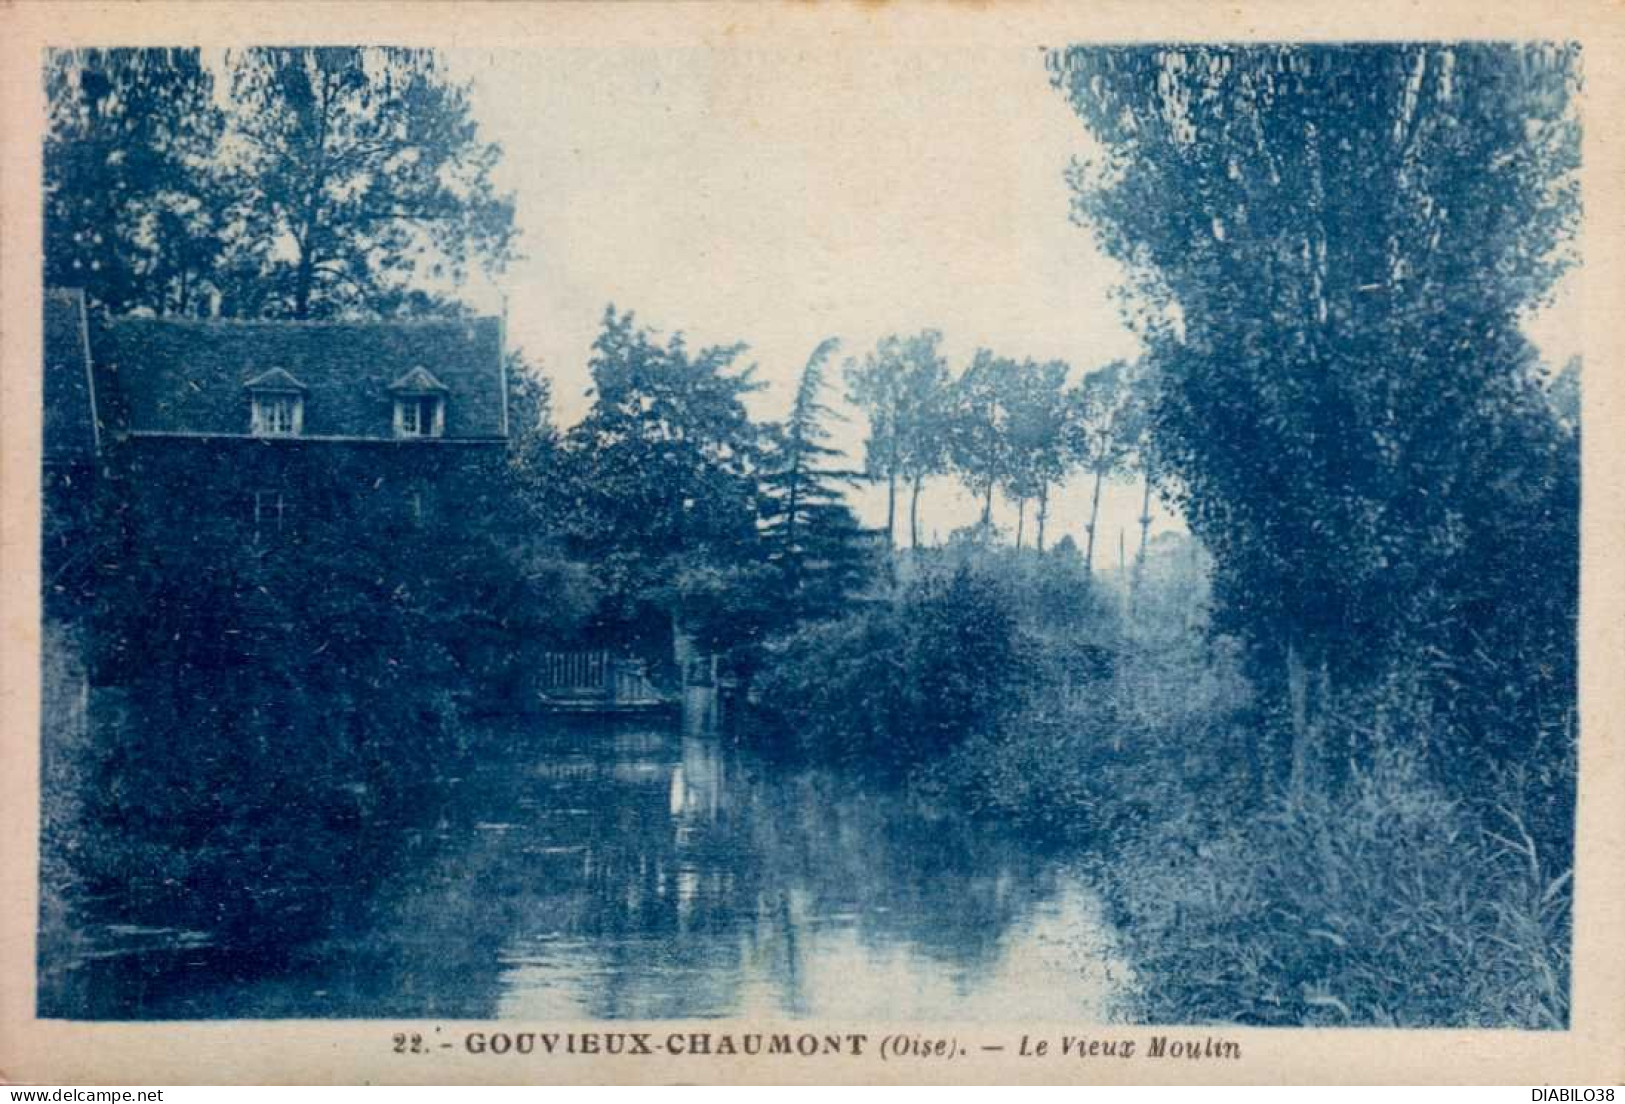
909 475 924 550
292 69 335 321
784 455 803 602
1130 473 1154 613
1136 473 1154 563
1084 466 1105 574
885 471 897 550
1015 498 1026 550
1285 640 1333 807
982 482 994 531
293 242 316 320
1036 485 1049 552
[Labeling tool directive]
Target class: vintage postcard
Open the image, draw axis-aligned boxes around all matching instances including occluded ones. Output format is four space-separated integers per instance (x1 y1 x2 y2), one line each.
2 0 1623 1086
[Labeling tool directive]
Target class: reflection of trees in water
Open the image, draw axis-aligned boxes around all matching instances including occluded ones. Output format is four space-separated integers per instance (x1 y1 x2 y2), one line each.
550 725 1064 1015
57 717 1075 1019
344 722 744 1018
737 768 1058 976
394 719 1064 1018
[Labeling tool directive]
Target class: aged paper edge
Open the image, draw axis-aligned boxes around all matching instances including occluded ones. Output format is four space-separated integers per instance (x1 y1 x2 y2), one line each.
1 0 1621 1086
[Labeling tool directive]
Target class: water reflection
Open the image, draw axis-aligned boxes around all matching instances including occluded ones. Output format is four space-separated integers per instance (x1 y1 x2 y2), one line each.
46 713 1130 1020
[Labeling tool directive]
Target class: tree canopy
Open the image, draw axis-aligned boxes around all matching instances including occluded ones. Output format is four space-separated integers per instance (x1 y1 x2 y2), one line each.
45 49 227 317
845 330 954 548
555 308 766 640
1049 43 1580 784
45 46 517 320
224 47 517 319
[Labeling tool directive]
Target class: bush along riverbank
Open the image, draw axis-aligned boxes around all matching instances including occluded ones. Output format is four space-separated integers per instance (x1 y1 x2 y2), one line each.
747 537 1575 1028
36 440 588 1008
44 529 472 979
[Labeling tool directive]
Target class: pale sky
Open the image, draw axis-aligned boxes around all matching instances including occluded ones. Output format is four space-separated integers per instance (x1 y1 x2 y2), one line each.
444 46 1580 555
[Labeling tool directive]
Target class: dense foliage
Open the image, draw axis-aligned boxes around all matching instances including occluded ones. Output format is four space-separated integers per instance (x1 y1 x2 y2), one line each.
1048 43 1580 826
752 563 1030 771
80 446 546 945
758 340 879 622
45 47 516 320
45 50 227 317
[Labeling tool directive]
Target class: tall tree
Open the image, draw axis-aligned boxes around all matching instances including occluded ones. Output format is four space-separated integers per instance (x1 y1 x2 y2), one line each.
1124 360 1161 590
223 47 517 319
947 349 1017 533
45 49 228 316
898 335 954 550
760 339 875 619
1065 359 1140 574
1050 44 1581 796
559 307 765 644
502 348 560 510
45 47 518 322
998 358 1074 551
845 330 953 549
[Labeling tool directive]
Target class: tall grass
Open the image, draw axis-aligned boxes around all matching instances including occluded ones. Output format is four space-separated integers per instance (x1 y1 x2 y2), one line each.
1105 746 1571 1027
1089 553 1575 1028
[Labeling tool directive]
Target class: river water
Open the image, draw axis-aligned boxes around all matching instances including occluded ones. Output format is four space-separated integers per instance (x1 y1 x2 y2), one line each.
45 707 1131 1021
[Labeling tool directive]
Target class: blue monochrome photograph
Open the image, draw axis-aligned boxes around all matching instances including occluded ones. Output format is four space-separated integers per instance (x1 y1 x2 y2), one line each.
36 42 1580 1027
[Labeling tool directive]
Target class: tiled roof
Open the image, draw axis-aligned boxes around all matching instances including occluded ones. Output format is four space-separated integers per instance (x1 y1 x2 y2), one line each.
43 289 101 463
243 367 308 392
96 315 505 441
389 366 449 393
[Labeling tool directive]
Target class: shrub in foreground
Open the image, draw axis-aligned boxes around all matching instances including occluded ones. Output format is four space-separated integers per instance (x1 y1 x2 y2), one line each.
751 565 1028 770
1108 747 1572 1028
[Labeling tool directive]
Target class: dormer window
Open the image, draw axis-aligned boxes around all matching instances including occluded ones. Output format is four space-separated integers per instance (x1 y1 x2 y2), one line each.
254 395 300 436
243 368 307 437
396 395 442 438
389 366 449 439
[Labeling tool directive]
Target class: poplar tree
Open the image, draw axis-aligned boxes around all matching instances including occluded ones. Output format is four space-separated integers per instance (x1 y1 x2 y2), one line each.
1049 44 1580 795
845 331 953 550
998 358 1073 551
1065 360 1139 574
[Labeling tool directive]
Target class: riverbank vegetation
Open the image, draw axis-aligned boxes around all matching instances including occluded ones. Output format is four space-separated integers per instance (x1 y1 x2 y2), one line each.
744 42 1581 1026
748 527 1572 1027
1041 42 1580 1026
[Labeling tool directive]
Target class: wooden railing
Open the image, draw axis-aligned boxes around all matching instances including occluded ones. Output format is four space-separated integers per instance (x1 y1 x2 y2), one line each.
540 650 610 693
539 651 666 706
